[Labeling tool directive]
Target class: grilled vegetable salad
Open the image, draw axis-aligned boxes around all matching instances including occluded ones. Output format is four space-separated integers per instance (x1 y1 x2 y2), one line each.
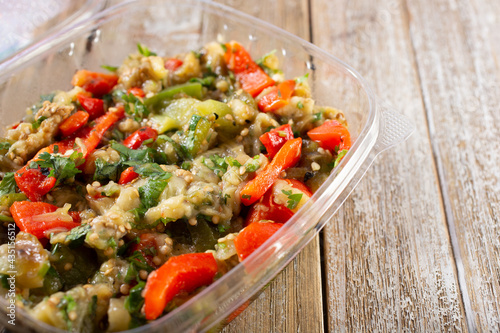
0 41 350 331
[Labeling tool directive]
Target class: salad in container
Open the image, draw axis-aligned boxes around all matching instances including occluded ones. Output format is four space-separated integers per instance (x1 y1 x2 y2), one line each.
0 0 414 332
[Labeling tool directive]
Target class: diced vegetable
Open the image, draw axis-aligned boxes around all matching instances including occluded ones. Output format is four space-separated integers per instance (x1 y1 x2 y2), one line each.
71 70 118 97
307 120 351 152
259 124 294 158
164 58 183 71
14 167 56 202
180 115 212 158
257 80 295 112
234 222 282 261
118 166 139 185
59 111 89 137
224 41 275 97
144 253 218 320
195 99 240 137
77 94 105 120
240 138 302 205
10 202 81 239
123 127 158 149
245 179 312 225
128 87 146 98
144 82 203 113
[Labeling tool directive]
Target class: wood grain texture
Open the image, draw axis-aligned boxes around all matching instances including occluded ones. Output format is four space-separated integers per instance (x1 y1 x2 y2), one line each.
311 0 467 331
406 0 500 330
215 1 325 332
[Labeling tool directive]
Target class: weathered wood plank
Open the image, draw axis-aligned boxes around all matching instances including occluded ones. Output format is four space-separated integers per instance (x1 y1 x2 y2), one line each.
216 1 325 332
311 0 467 331
406 0 500 330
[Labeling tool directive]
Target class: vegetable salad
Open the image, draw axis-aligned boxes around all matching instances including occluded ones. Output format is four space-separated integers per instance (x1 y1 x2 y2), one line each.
0 41 350 331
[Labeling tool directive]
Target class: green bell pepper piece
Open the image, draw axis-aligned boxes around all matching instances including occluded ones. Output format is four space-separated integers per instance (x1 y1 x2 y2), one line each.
145 82 203 113
180 115 212 159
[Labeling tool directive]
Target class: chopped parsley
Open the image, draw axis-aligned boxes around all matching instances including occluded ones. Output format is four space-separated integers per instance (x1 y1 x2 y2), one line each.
58 295 77 330
333 149 349 168
245 156 260 173
297 101 304 109
242 194 252 200
0 173 17 196
120 92 150 121
282 190 303 210
101 65 118 72
202 154 228 177
313 112 322 121
28 151 84 186
138 172 172 210
0 141 12 151
295 73 309 84
32 116 48 130
65 224 91 248
137 43 156 57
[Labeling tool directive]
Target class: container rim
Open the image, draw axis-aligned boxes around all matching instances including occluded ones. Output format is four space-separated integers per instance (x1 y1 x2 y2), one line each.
0 0 379 332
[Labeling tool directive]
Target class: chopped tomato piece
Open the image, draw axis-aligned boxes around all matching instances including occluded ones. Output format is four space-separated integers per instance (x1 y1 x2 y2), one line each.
257 80 295 112
259 124 294 158
59 111 89 137
77 94 105 120
127 87 146 98
144 253 218 320
164 58 183 71
307 120 351 152
234 222 282 261
10 201 81 239
71 70 118 97
224 41 275 97
118 166 139 185
123 127 158 149
240 138 302 206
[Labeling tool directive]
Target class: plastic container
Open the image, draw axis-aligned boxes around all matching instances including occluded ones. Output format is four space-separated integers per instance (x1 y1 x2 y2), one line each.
0 0 414 332
0 0 104 64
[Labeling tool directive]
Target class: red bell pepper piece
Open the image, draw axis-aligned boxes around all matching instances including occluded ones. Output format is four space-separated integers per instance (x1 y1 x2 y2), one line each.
77 94 105 120
118 166 139 185
10 201 81 239
240 138 302 206
122 127 158 149
127 87 146 98
257 80 295 112
14 168 56 202
78 107 125 156
144 253 218 320
245 179 312 226
234 222 282 261
59 111 89 137
259 124 294 159
307 120 351 152
71 70 118 97
224 41 275 97
164 58 183 71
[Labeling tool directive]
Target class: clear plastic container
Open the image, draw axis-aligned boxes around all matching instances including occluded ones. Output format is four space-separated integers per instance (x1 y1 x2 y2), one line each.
0 0 104 64
0 0 414 332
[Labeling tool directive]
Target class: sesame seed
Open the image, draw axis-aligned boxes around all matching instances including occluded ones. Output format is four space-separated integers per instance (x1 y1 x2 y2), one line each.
139 270 149 280
188 217 197 226
240 128 249 136
311 162 321 171
120 284 130 295
64 263 73 271
68 311 77 321
152 256 162 266
212 215 220 224
239 166 246 175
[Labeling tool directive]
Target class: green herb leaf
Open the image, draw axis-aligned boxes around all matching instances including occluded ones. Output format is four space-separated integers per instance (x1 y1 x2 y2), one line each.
202 154 228 177
297 101 304 109
242 194 251 200
101 65 118 72
137 43 156 57
0 173 17 196
282 190 303 210
119 92 150 121
220 43 227 52
29 151 84 186
189 76 215 87
124 281 146 314
0 141 12 151
94 159 122 182
133 163 165 177
65 224 91 248
138 172 172 210
313 112 322 121
295 73 309 84
58 295 77 330
333 149 349 168
245 156 260 173
32 116 48 130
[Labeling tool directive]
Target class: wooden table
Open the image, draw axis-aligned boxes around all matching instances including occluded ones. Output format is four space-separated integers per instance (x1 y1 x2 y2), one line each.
219 0 500 331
